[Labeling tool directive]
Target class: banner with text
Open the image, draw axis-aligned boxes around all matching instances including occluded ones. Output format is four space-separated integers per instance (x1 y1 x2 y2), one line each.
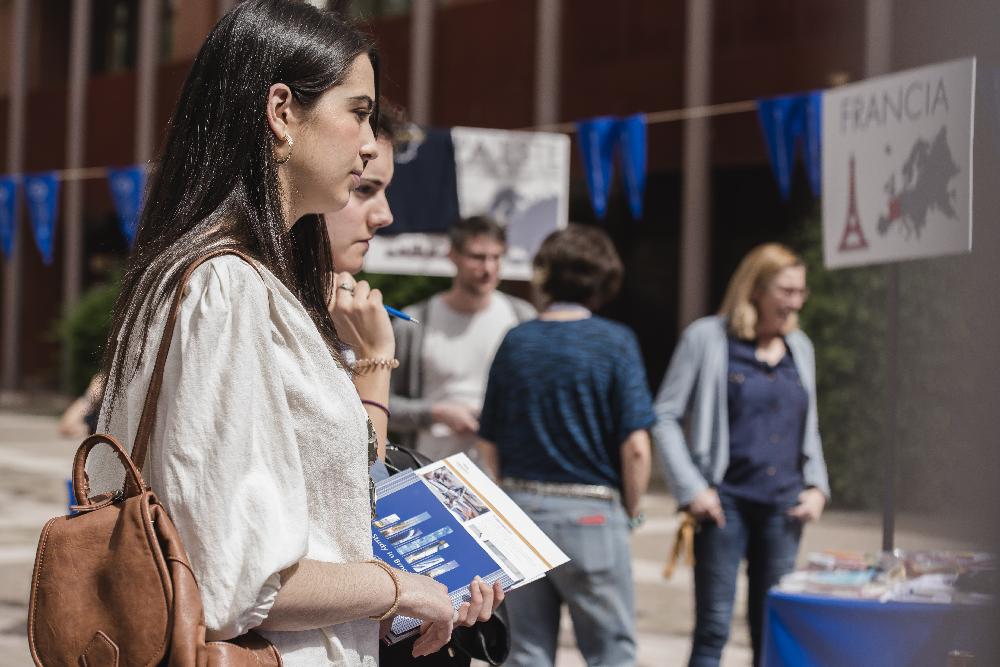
822 58 975 268
365 127 570 280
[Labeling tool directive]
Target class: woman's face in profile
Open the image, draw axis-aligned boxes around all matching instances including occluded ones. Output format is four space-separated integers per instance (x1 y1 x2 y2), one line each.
325 138 395 274
292 54 379 216
755 265 808 336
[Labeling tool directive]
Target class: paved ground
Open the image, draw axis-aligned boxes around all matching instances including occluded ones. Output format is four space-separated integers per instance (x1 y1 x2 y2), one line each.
0 410 977 667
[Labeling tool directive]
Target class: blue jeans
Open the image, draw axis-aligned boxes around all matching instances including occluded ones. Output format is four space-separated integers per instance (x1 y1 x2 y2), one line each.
689 492 802 667
504 491 636 667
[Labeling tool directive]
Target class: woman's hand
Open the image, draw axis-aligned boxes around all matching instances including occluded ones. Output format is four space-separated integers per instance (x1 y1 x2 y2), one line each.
328 272 395 359
688 487 726 527
787 487 826 523
431 401 480 435
394 571 455 657
454 577 504 628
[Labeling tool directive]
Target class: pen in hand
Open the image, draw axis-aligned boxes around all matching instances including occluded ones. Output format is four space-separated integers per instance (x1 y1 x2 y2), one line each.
384 305 420 324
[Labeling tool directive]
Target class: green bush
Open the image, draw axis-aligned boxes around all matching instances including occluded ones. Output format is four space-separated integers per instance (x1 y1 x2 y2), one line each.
52 270 442 398
359 272 451 310
54 275 121 396
787 212 887 509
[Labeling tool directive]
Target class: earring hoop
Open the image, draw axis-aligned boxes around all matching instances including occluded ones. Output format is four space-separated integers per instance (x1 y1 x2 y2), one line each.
275 133 294 165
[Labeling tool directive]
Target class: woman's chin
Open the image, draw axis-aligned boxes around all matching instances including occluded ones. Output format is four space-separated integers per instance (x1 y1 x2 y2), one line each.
340 255 364 275
324 191 351 214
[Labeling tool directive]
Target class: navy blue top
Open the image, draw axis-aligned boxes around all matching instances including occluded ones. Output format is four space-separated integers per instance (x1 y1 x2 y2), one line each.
478 316 656 488
720 337 808 506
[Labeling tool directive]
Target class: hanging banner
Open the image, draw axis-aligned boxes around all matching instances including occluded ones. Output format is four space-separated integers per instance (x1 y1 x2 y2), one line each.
383 125 461 236
577 116 619 219
0 176 17 260
758 95 801 199
822 58 976 269
107 165 147 246
803 91 823 197
757 92 823 198
618 114 647 219
366 126 570 281
24 172 60 266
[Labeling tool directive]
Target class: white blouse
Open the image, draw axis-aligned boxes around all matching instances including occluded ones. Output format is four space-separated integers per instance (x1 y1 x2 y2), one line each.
88 255 378 667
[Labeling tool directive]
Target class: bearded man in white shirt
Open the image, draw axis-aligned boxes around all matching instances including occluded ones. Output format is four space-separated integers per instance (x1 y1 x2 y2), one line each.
389 216 535 462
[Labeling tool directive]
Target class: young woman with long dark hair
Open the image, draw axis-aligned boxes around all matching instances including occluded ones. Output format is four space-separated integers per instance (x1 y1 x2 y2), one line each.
87 2 461 664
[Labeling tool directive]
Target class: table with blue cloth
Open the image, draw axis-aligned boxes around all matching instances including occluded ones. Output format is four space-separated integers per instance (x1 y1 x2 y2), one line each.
762 590 994 666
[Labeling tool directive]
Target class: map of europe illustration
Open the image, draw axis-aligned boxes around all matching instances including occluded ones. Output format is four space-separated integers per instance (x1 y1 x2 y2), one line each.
877 125 960 239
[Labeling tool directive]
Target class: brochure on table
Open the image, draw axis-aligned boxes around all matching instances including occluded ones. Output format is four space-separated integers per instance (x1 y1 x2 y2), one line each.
371 453 569 643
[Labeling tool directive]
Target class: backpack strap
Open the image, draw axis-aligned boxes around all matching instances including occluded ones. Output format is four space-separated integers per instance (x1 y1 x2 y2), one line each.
130 248 262 473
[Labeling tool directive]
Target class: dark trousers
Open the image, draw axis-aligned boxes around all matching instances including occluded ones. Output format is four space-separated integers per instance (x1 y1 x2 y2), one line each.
688 492 802 667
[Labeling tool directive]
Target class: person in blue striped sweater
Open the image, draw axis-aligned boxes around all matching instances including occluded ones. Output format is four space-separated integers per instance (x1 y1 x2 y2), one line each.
477 225 655 667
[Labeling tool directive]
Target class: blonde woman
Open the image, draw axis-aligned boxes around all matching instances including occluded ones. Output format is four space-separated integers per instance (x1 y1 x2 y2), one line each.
652 243 830 667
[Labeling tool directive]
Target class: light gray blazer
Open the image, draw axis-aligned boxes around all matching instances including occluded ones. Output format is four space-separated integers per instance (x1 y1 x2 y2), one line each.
651 315 831 508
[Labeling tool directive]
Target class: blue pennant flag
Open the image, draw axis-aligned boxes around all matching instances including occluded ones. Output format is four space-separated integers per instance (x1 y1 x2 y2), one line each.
577 116 619 219
0 176 17 260
802 91 823 197
757 95 801 200
758 92 824 199
107 166 147 246
24 172 60 265
618 114 647 220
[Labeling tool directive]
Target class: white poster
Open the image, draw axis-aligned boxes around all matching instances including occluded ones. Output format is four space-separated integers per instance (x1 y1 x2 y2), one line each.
364 127 570 280
822 58 975 269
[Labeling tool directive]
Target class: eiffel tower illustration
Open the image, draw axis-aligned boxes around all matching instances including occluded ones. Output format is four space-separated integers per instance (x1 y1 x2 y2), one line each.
839 154 869 252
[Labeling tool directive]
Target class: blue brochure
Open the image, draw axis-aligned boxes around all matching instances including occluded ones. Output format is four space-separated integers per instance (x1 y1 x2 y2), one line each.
372 469 520 642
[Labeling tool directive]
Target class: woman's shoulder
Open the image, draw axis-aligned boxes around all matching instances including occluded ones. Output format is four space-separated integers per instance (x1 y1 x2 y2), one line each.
588 315 639 342
680 315 726 345
786 328 815 355
190 253 266 290
181 254 273 309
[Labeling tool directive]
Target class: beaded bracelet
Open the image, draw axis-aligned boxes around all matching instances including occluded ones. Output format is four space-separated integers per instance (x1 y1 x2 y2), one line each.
351 357 400 374
367 559 401 621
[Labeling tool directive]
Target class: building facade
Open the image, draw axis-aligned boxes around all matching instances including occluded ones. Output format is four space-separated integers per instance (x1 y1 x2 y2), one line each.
0 0 873 391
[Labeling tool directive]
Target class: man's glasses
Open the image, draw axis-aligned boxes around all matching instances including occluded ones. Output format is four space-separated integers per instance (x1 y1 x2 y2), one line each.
457 251 504 264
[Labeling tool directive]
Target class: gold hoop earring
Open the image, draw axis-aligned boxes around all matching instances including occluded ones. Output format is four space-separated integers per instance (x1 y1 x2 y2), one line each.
275 133 294 165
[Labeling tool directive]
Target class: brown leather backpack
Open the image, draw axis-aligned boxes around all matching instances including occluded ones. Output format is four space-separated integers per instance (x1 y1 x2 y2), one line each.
28 250 282 666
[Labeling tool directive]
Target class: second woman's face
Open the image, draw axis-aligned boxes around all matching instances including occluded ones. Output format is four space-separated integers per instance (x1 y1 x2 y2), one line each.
755 265 808 337
325 138 395 274
292 54 379 216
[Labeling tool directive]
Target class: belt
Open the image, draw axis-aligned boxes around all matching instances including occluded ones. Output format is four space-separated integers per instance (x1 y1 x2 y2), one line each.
502 477 620 502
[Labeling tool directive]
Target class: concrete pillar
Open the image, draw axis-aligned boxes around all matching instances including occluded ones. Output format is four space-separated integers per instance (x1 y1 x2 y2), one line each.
135 0 160 165
2 0 29 392
678 0 714 331
61 0 92 392
865 0 893 77
533 0 562 127
409 0 435 125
